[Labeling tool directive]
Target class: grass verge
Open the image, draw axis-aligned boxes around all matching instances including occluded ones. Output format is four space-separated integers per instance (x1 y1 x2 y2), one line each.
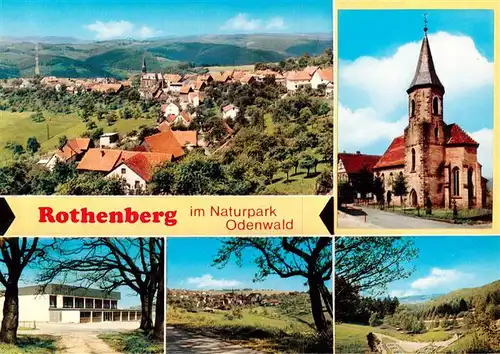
0 335 59 354
98 330 164 354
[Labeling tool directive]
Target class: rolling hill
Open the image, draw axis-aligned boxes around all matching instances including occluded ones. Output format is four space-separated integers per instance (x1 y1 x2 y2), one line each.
0 33 332 79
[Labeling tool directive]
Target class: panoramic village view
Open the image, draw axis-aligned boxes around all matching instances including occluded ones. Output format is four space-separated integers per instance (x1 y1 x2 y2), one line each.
0 1 334 198
335 236 500 354
337 10 494 229
167 237 333 354
0 237 164 354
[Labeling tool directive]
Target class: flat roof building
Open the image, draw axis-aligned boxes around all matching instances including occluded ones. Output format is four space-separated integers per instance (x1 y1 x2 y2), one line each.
0 284 141 324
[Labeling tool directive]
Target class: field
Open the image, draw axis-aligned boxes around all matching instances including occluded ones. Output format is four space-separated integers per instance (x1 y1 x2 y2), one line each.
98 331 164 354
0 110 154 165
0 335 59 354
168 306 329 353
335 323 456 354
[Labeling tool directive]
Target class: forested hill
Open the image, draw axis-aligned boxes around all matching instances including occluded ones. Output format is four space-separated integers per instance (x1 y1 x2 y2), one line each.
0 33 332 79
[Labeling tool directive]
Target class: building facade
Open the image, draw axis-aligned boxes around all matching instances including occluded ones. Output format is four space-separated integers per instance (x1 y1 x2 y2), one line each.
0 284 141 324
373 25 486 209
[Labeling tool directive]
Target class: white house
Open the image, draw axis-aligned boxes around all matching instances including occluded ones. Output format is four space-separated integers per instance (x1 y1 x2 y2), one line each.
286 71 312 91
310 67 334 94
0 284 140 324
161 102 181 118
106 152 172 194
222 104 239 120
99 132 119 148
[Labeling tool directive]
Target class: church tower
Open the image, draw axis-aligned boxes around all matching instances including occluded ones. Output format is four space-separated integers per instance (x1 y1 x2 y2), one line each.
141 56 147 74
404 16 447 207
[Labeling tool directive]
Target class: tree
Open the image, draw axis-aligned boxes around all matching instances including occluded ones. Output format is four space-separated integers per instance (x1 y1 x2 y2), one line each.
213 237 332 333
335 237 418 298
56 174 126 195
57 135 67 150
280 159 293 182
316 168 333 195
261 160 278 184
392 173 409 207
37 238 164 338
0 238 41 343
369 312 382 327
26 137 41 154
30 111 45 123
373 176 385 208
300 154 317 177
86 120 97 130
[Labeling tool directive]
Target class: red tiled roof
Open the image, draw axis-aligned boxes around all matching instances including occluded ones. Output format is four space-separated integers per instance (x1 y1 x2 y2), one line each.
373 135 405 169
121 152 172 181
166 114 177 123
222 104 236 112
55 145 77 161
77 149 139 172
159 121 171 132
67 138 91 154
163 74 182 83
143 131 185 158
318 67 333 82
338 152 382 174
180 84 193 94
179 111 192 123
172 131 197 146
446 124 479 146
287 70 311 81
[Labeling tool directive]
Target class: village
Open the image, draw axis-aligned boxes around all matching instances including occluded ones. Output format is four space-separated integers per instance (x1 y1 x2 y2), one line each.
1 54 333 195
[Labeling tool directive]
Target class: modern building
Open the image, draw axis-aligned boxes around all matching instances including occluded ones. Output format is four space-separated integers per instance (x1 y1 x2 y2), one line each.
0 284 141 324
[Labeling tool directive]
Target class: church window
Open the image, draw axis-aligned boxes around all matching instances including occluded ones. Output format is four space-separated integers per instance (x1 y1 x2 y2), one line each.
434 127 438 139
452 167 460 196
411 149 416 172
410 99 416 117
433 97 440 115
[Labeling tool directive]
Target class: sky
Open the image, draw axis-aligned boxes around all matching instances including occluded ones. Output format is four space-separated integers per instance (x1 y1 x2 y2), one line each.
338 10 494 177
0 0 333 39
167 238 328 291
386 236 500 298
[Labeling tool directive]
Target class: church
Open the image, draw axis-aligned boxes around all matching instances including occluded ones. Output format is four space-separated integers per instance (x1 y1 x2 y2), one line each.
373 24 487 209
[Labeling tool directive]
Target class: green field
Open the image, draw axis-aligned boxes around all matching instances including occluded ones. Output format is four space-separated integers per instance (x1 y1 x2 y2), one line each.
98 330 164 354
335 323 455 354
0 110 154 165
0 335 59 354
266 163 329 195
168 306 328 353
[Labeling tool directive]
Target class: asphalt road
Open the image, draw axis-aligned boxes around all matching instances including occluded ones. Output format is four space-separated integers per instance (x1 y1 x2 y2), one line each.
166 326 261 354
339 207 491 229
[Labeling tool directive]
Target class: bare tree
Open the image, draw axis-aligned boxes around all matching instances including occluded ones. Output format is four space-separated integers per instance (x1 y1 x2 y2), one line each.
37 238 164 337
213 237 332 333
0 238 40 344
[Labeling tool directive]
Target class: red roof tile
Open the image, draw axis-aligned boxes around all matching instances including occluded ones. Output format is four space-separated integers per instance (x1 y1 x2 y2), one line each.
446 124 479 146
173 131 197 146
373 135 405 169
77 149 139 172
338 152 382 174
121 152 172 181
143 131 185 158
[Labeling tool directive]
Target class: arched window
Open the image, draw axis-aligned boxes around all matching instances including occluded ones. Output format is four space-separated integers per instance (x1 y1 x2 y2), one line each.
433 97 439 115
434 127 439 139
411 99 416 117
452 167 460 196
411 148 416 172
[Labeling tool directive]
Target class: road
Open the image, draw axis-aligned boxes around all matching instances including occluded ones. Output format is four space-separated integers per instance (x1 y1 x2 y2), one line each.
339 207 491 229
167 326 262 354
20 322 140 354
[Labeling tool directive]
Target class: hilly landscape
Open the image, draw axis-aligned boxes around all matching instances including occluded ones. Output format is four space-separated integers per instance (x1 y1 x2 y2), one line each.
0 33 332 79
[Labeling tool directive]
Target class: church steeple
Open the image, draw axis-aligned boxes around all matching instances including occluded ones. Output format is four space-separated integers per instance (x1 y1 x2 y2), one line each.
407 16 444 94
141 56 147 74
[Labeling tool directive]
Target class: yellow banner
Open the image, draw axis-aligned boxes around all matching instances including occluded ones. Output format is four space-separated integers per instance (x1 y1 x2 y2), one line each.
0 196 333 236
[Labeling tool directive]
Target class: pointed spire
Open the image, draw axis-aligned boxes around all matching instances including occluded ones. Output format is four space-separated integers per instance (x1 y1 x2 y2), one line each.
407 15 444 94
141 55 147 74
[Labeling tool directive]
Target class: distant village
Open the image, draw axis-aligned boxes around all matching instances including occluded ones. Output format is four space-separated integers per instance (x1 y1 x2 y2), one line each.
167 289 303 312
2 57 333 194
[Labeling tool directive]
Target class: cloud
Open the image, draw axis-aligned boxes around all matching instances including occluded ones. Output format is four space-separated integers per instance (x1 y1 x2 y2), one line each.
186 274 242 289
470 128 494 177
221 13 286 32
390 268 474 297
338 103 407 152
340 32 493 115
84 20 162 39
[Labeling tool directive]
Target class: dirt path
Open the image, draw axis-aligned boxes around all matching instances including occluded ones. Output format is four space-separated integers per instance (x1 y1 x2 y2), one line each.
167 326 262 354
20 322 139 354
374 332 460 353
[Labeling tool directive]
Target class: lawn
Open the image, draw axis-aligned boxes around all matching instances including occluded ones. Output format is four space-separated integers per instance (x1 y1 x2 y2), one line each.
335 323 455 354
0 110 154 166
98 330 164 354
168 306 330 353
265 162 329 195
0 335 59 354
